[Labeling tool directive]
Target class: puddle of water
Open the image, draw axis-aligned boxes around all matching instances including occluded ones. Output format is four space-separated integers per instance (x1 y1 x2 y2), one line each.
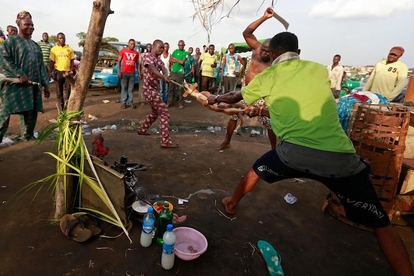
80 120 268 137
144 122 267 136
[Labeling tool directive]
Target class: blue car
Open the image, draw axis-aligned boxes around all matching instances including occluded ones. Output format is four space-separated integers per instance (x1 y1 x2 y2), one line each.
90 65 139 91
90 42 144 91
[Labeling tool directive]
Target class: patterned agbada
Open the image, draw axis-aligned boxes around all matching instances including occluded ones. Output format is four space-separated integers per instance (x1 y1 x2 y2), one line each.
142 53 163 94
0 35 49 114
137 53 174 146
0 35 49 140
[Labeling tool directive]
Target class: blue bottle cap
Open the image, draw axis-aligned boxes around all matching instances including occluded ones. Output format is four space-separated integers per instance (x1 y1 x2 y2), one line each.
147 207 154 213
167 224 173 231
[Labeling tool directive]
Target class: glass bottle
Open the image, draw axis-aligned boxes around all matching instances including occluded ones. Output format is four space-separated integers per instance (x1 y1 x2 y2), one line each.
156 203 173 245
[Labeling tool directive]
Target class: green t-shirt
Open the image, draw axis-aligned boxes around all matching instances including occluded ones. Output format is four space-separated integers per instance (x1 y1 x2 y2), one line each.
242 59 355 153
184 55 195 74
171 49 188 74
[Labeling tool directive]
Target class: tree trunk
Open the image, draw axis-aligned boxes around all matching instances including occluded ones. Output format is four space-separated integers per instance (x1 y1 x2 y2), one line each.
67 0 114 111
54 176 66 219
54 0 113 219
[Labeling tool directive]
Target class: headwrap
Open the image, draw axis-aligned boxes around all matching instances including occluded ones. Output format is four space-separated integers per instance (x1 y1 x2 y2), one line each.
15 10 32 26
390 46 405 56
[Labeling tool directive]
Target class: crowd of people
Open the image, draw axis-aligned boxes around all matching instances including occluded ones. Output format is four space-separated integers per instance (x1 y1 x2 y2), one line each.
1 8 413 275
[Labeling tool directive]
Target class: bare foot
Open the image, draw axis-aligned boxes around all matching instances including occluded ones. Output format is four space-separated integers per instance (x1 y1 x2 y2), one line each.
217 142 231 150
161 143 179 148
222 197 236 215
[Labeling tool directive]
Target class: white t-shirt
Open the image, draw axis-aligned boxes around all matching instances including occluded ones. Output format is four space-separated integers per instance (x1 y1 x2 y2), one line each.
160 53 171 76
326 64 344 91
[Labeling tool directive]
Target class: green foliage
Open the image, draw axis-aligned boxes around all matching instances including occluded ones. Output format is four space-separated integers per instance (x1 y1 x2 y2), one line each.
103 37 119 43
77 31 119 47
49 35 58 44
76 32 86 47
9 110 84 208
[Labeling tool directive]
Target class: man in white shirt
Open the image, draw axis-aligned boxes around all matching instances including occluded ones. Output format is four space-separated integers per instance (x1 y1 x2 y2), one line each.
159 42 170 103
326 54 344 99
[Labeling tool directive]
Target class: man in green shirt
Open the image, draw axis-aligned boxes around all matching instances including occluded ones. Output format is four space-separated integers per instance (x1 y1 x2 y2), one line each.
184 47 195 84
208 32 413 276
167 40 188 109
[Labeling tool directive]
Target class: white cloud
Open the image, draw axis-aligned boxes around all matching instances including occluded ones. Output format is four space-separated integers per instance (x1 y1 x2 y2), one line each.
112 0 194 23
310 0 414 19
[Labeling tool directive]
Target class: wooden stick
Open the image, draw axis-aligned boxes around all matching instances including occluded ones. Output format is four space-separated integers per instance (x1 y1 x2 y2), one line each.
169 79 183 88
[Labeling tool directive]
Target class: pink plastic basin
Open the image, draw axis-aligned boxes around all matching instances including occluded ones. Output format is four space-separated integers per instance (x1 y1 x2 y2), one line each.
173 227 208 261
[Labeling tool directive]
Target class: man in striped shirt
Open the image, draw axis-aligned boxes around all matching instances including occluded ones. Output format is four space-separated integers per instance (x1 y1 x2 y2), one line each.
198 44 218 93
37 32 52 73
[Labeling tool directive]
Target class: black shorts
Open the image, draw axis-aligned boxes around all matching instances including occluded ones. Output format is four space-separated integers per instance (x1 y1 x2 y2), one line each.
253 149 390 228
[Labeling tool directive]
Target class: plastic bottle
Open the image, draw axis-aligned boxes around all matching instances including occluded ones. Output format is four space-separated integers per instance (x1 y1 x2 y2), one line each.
161 224 176 270
156 203 173 245
140 207 156 247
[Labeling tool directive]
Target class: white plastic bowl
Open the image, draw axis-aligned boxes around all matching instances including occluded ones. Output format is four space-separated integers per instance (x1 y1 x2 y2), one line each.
173 227 208 261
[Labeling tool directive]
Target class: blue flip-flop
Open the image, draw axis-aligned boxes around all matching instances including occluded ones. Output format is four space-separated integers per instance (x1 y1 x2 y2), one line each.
257 240 285 276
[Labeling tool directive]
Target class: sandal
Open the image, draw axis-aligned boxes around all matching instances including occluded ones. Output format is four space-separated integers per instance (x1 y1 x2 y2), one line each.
161 143 179 148
137 131 151 136
257 240 284 275
59 214 93 242
73 213 102 236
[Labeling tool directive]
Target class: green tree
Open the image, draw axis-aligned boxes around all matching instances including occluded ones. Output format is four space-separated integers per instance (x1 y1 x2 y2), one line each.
49 35 57 44
102 36 119 43
77 31 118 47
76 31 86 47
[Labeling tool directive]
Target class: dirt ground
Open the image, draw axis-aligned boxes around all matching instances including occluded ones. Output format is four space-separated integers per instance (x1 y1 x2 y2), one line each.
1 87 414 276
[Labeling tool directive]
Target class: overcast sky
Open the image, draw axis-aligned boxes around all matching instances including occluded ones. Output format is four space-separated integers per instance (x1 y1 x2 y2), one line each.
1 0 413 67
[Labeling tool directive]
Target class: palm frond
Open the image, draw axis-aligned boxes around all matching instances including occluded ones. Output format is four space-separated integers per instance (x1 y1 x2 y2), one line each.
11 109 131 242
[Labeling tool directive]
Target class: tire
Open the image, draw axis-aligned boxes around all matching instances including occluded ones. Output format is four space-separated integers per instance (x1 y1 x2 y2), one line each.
116 80 121 93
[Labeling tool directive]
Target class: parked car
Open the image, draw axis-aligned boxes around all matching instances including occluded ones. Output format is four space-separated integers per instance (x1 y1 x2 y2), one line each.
351 77 409 103
341 75 365 94
90 42 145 91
